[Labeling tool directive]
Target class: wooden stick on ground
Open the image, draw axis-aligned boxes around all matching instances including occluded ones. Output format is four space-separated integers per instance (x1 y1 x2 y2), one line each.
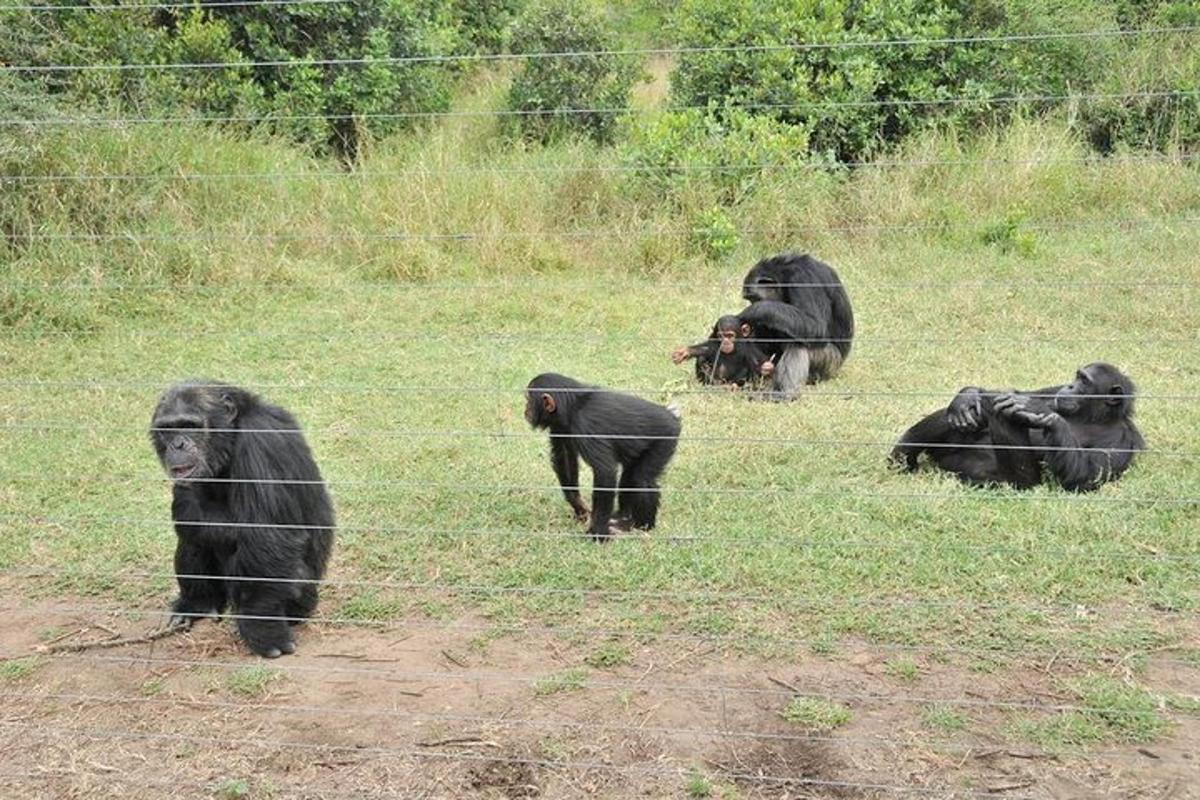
34 624 188 655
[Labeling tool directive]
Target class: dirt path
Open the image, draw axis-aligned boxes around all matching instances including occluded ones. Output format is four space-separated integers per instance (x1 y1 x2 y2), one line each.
1 600 1196 799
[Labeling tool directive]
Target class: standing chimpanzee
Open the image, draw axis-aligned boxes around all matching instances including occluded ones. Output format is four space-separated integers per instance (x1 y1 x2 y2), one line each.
525 373 681 540
671 314 775 388
890 362 1144 492
741 253 855 400
150 381 335 658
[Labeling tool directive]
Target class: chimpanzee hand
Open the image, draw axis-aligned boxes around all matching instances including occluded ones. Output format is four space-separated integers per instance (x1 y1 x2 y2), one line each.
571 501 591 523
670 347 690 365
759 356 776 377
947 387 985 430
993 393 1060 428
168 596 218 629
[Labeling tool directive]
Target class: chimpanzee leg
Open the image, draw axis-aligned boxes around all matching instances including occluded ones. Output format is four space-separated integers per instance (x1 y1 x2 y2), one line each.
622 438 679 529
169 539 227 627
770 346 810 401
986 414 1042 489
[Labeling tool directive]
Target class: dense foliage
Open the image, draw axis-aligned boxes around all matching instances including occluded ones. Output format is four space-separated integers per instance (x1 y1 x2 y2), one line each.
504 0 638 144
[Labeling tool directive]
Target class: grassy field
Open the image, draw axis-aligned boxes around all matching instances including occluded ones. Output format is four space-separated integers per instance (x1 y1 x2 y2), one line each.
2 70 1199 796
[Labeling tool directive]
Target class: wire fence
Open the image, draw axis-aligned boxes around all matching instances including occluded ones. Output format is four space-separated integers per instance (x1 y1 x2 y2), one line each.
3 19 1198 799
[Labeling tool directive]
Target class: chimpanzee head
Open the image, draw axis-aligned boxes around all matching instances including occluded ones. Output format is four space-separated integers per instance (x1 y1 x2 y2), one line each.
742 257 791 304
150 381 241 483
1054 362 1136 422
525 373 585 430
696 316 770 388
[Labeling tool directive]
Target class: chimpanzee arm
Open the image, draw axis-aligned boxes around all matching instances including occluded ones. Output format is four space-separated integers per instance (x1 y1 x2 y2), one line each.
171 485 237 548
549 436 589 521
671 339 716 364
984 410 1043 489
949 385 1065 431
738 300 828 343
587 461 619 541
890 408 954 470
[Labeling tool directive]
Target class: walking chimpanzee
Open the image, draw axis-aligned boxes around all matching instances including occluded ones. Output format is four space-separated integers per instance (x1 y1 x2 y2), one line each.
525 373 681 540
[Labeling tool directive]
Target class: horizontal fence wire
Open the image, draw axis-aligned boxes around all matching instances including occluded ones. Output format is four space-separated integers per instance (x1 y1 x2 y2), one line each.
14 603 1188 668
5 515 1197 562
1 690 1184 761
6 153 1199 181
2 379 1196 402
6 89 1199 126
3 588 1182 625
6 330 1197 346
9 423 1185 457
4 25 1197 72
0 721 1039 798
3 654 1195 718
8 214 1197 242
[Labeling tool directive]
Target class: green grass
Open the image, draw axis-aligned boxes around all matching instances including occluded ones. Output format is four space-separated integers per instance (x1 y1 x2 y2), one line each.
885 657 920 682
780 697 853 731
0 658 42 682
584 641 632 669
685 767 713 799
532 668 589 696
225 666 281 698
922 704 969 734
1 68 1198 751
1013 676 1170 746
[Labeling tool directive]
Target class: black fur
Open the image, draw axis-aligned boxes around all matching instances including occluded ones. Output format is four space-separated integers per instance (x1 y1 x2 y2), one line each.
682 315 772 388
890 363 1144 492
525 373 681 540
150 381 335 657
741 253 855 400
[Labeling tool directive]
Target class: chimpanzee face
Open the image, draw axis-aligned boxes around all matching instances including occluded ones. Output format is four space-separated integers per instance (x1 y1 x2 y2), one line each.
1054 362 1133 420
742 270 784 303
150 385 236 482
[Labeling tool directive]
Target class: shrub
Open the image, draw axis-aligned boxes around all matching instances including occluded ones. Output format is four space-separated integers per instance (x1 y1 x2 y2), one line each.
668 0 1122 161
622 108 810 202
0 1 462 158
505 0 638 144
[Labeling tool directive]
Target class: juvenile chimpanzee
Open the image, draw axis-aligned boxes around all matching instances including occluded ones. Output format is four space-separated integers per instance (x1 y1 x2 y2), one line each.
150 381 335 657
741 253 855 400
671 314 775 388
890 363 1144 492
525 373 681 540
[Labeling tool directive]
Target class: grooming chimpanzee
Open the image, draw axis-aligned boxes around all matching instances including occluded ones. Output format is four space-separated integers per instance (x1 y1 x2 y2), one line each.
525 373 681 540
150 381 335 657
741 253 855 400
671 314 775 388
890 362 1144 492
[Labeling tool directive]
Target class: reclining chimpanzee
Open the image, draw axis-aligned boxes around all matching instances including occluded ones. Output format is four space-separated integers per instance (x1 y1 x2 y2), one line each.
890 362 1144 492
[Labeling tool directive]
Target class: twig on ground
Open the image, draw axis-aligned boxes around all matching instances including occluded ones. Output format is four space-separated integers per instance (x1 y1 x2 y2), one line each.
34 624 187 654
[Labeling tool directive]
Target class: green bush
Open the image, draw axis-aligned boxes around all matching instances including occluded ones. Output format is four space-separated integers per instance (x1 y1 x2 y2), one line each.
454 0 527 53
505 0 638 144
668 0 1121 161
622 108 810 202
0 1 462 158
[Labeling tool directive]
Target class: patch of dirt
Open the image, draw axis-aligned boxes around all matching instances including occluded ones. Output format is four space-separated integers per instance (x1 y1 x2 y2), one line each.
1 596 1198 799
468 750 541 798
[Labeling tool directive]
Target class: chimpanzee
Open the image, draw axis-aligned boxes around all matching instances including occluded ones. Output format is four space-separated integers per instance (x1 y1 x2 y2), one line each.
671 314 775 388
741 253 855 400
525 373 681 540
150 381 335 657
890 363 1144 492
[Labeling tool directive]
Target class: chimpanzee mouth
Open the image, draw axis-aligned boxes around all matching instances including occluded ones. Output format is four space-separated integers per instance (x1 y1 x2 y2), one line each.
170 465 196 479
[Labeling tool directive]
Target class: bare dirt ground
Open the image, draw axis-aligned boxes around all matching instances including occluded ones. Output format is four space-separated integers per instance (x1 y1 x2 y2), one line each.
1 599 1197 799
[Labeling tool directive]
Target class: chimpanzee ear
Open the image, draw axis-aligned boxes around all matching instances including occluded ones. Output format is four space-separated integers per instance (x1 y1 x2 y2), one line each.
221 392 239 420
541 393 557 414
740 323 751 337
1105 384 1124 406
